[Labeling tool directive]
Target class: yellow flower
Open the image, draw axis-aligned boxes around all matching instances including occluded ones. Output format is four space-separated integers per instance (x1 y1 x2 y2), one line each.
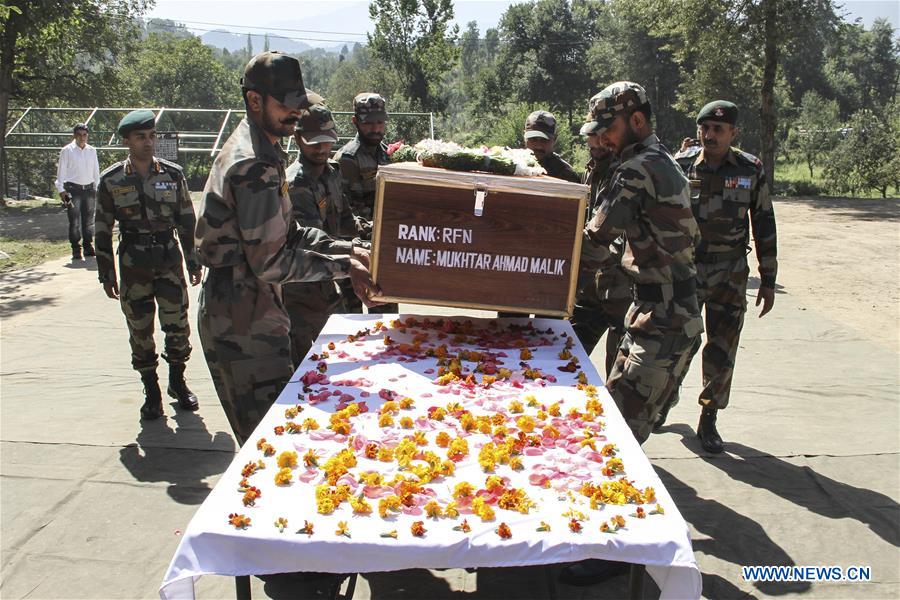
377 446 395 462
399 416 414 429
277 450 298 469
536 521 551 532
447 437 469 461
350 494 373 515
472 497 495 522
519 348 533 360
284 405 303 419
298 520 314 535
378 413 394 428
274 467 293 486
302 418 320 432
399 396 415 409
478 443 497 472
317 498 335 515
453 481 474 500
424 500 443 518
445 502 460 518
335 521 351 538
508 400 524 414
548 402 561 417
651 504 665 515
303 449 320 468
274 517 288 532
435 431 451 447
380 530 398 539
516 415 536 433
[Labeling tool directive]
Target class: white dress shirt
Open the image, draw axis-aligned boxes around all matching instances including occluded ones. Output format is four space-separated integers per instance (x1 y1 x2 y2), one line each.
55 140 101 192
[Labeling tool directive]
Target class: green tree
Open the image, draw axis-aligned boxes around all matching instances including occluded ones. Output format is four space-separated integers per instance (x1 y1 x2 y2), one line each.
1 0 149 197
367 0 460 111
788 90 840 177
824 109 898 197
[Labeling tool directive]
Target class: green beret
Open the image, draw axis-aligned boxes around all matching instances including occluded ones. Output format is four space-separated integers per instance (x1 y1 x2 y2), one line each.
697 100 738 125
118 109 156 137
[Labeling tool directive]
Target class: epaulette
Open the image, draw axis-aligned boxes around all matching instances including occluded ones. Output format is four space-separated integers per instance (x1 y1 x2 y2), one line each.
99 160 126 180
157 157 184 173
732 147 763 170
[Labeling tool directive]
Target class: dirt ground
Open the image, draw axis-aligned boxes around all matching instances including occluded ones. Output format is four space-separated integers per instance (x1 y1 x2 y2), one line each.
1 194 898 599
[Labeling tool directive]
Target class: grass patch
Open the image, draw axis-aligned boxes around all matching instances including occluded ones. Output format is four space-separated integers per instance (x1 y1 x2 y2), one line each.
0 237 71 273
774 160 898 198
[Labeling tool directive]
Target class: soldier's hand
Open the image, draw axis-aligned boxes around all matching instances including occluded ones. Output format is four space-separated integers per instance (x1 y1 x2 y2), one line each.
756 286 775 318
103 281 120 300
680 138 697 152
349 257 382 308
189 269 202 286
351 246 370 269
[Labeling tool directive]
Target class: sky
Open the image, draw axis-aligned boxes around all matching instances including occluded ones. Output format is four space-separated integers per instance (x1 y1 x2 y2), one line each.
146 0 899 49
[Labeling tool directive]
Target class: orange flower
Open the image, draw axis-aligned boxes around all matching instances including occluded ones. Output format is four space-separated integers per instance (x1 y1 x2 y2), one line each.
303 449 320 468
453 519 472 533
297 520 314 535
350 494 373 515
284 405 303 419
600 522 611 533
411 521 426 537
256 438 268 450
242 486 262 506
277 450 298 469
399 416 414 429
273 425 285 435
228 513 251 529
274 468 292 486
335 521 351 538
520 348 533 360
302 418 320 432
274 517 288 532
399 396 415 409
364 443 378 460
435 431 451 447
568 518 583 533
496 522 512 539
424 500 443 518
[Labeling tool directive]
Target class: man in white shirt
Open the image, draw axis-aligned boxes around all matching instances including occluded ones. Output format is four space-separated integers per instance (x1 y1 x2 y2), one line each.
55 123 101 260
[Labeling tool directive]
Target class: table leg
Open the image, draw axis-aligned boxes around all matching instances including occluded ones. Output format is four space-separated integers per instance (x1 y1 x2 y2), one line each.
235 574 251 600
628 564 645 600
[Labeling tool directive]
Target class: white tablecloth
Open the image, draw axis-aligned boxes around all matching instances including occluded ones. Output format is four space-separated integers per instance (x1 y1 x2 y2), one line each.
160 315 701 599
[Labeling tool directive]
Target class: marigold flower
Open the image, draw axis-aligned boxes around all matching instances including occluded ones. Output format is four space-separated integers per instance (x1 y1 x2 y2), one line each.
378 413 394 428
472 497 495 521
378 495 401 518
445 502 460 518
536 521 551 532
399 396 415 409
285 405 303 419
285 421 302 434
447 437 469 461
478 443 497 472
643 487 657 503
377 446 395 462
453 519 472 533
274 517 288 532
241 461 259 478
297 520 314 535
317 498 335 515
274 425 285 435
613 515 626 528
303 449 320 468
498 368 512 379
412 431 428 446
242 486 262 506
277 451 298 469
302 418 320 432
335 521 351 538
399 416 414 429
411 521 426 537
633 507 646 519
496 522 512 539
380 530 398 539
577 372 588 385
519 348 533 360
548 402 561 417
569 518 583 533
508 400 524 414
516 415 536 433
228 513 251 529
601 443 617 457
453 481 475 501
350 494 373 515
558 349 573 360
424 500 443 518
600 522 611 533
651 504 665 515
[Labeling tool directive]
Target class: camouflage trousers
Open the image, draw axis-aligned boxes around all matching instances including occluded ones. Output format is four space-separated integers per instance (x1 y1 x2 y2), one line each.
117 243 191 372
337 278 364 314
662 256 749 413
284 280 347 367
570 269 632 377
198 266 295 445
607 284 703 444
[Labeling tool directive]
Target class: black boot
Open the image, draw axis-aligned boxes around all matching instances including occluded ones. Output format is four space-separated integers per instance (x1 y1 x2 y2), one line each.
697 407 724 453
653 401 674 433
140 371 164 420
83 239 95 256
558 559 629 586
72 244 83 260
167 363 199 411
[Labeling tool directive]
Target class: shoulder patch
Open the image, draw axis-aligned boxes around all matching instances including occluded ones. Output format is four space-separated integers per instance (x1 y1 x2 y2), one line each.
732 147 763 169
99 161 125 180
157 157 184 173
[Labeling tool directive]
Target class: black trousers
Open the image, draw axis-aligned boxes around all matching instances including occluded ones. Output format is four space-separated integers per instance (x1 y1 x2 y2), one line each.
64 183 96 247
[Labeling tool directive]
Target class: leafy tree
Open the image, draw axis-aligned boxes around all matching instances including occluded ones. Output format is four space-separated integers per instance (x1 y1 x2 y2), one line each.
1 0 149 196
787 90 840 177
368 0 460 111
824 108 898 197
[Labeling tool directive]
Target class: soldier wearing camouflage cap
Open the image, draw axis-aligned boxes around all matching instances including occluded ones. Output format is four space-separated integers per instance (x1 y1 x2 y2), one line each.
523 110 580 183
334 92 397 314
195 52 380 444
283 104 372 365
653 100 778 453
563 81 703 586
94 109 202 420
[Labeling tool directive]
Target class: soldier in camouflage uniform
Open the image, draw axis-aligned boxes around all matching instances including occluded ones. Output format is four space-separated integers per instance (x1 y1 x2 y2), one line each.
653 100 778 453
334 92 396 314
284 104 372 366
561 81 703 587
568 125 631 376
195 52 378 444
523 110 580 183
95 110 201 420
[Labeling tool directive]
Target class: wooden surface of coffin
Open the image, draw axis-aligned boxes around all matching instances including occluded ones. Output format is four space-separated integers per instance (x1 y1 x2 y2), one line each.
371 162 588 316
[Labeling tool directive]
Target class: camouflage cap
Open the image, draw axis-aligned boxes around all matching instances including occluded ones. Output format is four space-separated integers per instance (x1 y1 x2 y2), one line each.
241 51 310 109
353 92 388 123
580 81 649 136
295 104 339 144
524 110 557 140
117 109 156 137
697 100 738 125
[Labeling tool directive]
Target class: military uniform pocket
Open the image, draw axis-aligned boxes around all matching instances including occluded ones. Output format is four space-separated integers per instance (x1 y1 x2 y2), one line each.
722 188 751 219
154 186 177 219
114 191 143 223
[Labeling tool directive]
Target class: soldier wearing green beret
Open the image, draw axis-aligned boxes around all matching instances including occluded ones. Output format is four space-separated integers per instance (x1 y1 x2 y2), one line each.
523 110 580 183
94 109 202 420
283 104 372 365
195 52 379 444
334 92 396 314
654 100 778 454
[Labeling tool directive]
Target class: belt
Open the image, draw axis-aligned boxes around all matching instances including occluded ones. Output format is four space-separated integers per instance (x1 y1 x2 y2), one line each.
696 246 748 263
633 278 696 303
119 229 175 244
65 182 94 190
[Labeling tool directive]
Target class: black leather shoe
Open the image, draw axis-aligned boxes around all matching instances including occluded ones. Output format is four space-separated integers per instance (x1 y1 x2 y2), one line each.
697 407 724 453
140 372 164 420
83 240 95 256
72 245 83 260
558 559 629 586
653 401 673 432
167 363 199 411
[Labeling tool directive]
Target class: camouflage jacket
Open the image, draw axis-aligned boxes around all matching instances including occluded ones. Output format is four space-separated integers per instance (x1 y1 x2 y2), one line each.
582 155 619 219
674 145 778 288
195 118 352 283
334 134 389 218
581 133 700 286
95 156 199 284
538 152 581 184
285 154 371 240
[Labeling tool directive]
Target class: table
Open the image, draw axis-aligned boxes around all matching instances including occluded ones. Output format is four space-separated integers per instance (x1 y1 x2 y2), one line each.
160 315 702 599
